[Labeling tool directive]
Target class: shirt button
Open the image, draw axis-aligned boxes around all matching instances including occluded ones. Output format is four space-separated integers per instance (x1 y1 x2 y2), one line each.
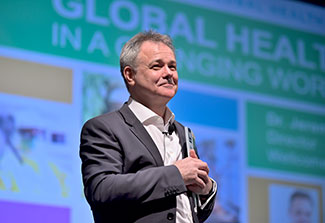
167 213 174 220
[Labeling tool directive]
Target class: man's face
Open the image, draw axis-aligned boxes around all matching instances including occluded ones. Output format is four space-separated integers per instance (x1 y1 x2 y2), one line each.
127 41 178 106
289 197 313 223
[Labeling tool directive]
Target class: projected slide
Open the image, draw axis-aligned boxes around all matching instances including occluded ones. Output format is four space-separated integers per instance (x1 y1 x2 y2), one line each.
0 0 324 222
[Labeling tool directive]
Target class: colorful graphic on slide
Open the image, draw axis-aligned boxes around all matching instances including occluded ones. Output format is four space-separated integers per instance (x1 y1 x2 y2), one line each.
247 102 325 176
0 0 324 222
0 57 78 215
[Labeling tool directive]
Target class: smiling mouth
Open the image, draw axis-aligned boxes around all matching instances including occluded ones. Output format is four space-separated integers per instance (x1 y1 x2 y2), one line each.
158 77 176 88
161 83 175 88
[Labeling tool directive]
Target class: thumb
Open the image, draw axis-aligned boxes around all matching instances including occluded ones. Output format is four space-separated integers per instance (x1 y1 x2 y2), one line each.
190 149 198 159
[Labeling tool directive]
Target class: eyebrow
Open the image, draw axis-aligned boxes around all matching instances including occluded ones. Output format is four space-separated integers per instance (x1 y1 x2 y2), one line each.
149 59 177 66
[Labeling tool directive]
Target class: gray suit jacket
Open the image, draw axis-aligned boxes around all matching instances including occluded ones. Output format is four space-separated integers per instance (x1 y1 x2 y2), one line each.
80 103 215 223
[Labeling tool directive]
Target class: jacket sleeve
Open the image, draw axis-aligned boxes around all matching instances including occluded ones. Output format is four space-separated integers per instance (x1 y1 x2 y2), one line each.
197 180 217 222
79 115 187 208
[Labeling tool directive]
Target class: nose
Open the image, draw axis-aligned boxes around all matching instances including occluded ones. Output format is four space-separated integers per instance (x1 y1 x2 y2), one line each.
162 65 173 77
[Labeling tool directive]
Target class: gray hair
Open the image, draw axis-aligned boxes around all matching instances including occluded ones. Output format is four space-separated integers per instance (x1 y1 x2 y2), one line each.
119 30 175 88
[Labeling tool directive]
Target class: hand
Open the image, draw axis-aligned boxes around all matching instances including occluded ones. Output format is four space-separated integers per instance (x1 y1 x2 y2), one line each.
174 150 212 195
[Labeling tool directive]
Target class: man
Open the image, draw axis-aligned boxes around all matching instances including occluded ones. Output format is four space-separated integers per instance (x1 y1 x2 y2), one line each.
80 31 216 223
288 191 313 223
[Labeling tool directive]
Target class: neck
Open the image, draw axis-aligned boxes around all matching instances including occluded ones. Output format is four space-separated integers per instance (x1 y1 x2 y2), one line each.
130 96 168 118
150 104 167 119
143 102 167 118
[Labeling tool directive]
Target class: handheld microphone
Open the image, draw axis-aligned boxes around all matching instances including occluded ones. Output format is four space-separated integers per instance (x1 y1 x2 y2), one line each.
184 127 195 157
185 126 199 213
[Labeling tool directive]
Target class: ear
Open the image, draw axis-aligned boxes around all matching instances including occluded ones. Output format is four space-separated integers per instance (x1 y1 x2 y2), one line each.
123 66 136 87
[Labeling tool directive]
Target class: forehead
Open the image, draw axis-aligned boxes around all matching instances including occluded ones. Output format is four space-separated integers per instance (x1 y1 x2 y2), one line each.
291 197 312 207
138 41 176 62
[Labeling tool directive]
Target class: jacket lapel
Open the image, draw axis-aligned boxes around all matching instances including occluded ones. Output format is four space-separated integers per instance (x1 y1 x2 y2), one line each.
119 104 200 222
119 103 164 166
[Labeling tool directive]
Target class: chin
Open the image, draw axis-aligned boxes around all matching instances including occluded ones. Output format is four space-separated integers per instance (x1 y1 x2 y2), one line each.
154 93 174 103
161 90 176 98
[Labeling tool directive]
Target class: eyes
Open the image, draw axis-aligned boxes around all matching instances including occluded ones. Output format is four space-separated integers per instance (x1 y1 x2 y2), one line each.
150 63 177 71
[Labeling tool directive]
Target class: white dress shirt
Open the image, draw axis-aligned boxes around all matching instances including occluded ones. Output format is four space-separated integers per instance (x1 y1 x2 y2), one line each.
128 97 216 223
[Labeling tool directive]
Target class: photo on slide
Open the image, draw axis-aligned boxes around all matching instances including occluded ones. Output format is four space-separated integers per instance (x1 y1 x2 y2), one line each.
0 95 75 203
269 184 320 223
82 71 128 123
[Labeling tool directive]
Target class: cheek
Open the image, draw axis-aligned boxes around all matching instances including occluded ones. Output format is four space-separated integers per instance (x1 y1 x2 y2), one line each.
138 71 157 85
152 72 165 84
174 73 179 83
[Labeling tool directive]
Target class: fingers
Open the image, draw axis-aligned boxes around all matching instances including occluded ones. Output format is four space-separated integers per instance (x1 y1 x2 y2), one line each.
187 177 212 195
197 169 210 184
187 171 209 190
190 149 198 159
189 150 209 173
174 150 213 195
191 178 206 189
187 185 203 194
187 171 212 195
189 158 209 175
174 156 210 188
194 159 209 174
